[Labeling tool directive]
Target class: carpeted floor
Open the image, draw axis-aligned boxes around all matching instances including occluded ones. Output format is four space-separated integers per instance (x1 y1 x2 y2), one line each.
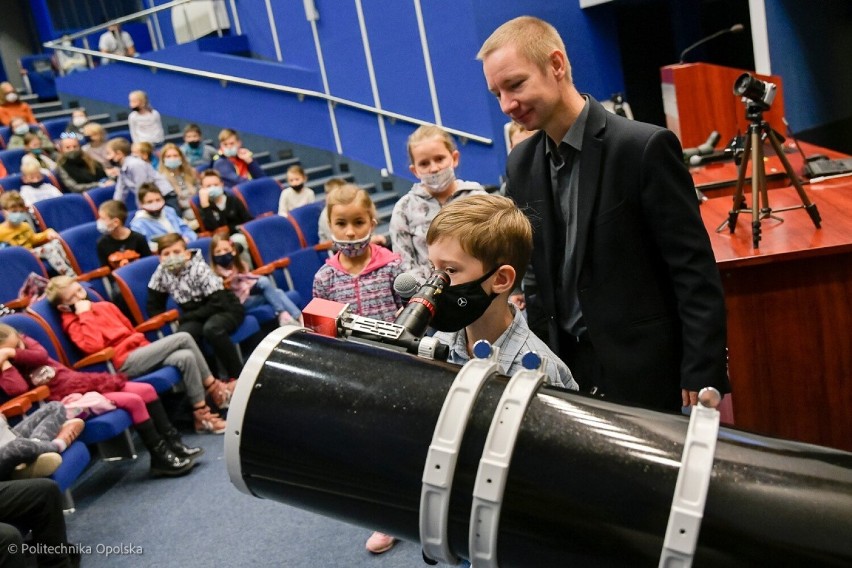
64 432 423 567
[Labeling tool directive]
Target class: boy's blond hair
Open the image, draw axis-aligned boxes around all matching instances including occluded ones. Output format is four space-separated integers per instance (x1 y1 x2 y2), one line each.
19 161 41 177
427 194 531 282
0 191 25 210
286 164 306 178
0 323 20 345
407 125 456 164
325 183 376 222
476 16 572 84
218 128 238 143
45 275 76 305
107 137 131 156
155 233 185 253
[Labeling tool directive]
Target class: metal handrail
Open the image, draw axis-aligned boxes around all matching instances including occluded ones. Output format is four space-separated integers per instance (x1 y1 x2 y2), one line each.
42 2 493 146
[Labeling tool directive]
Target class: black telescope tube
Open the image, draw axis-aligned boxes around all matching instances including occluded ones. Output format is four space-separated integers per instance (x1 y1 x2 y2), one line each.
227 328 852 566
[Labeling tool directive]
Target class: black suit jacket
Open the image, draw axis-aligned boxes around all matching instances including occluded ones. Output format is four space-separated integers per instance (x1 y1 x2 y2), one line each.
506 97 729 410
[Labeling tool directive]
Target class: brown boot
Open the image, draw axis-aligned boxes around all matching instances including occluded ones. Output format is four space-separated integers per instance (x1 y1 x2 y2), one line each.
193 405 227 434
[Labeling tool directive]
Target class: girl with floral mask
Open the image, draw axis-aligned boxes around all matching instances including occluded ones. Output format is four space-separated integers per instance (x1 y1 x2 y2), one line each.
389 125 486 283
312 184 404 324
208 234 301 326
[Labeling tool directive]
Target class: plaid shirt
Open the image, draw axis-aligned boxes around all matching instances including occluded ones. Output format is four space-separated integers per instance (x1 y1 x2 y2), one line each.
433 305 577 390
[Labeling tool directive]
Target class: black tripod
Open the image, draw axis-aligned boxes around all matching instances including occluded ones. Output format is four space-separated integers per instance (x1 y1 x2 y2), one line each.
716 103 821 248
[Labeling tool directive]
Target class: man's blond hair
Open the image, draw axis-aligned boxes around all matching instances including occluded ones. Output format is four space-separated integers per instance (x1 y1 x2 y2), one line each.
477 16 572 84
427 194 531 282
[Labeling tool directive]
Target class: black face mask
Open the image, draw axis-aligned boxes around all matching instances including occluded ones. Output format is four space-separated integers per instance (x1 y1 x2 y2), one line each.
108 157 121 167
187 140 201 149
430 267 499 332
291 183 304 192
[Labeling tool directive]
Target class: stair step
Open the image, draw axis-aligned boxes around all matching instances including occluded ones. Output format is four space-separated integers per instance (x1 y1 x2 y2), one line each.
34 108 75 121
371 191 399 208
101 120 129 132
260 156 300 174
31 100 63 112
304 164 333 179
376 203 395 222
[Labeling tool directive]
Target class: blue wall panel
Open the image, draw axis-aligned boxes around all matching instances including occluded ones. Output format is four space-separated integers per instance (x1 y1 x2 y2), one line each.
233 0 281 62
334 106 386 171
315 2 374 105
360 0 433 122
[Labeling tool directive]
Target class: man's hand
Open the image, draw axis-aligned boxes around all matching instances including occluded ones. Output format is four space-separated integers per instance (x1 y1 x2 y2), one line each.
681 389 699 407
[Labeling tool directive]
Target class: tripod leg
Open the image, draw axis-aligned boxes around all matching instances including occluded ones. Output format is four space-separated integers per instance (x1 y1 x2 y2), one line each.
750 126 763 247
767 130 822 228
716 133 752 233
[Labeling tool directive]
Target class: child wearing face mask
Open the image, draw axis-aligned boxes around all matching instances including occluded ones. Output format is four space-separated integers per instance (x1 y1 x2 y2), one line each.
107 137 178 210
278 165 315 216
129 183 197 252
197 169 252 236
0 82 36 126
179 124 217 168
211 128 265 188
127 90 164 145
0 192 74 277
18 161 61 206
313 184 403 324
95 200 151 269
6 118 54 159
148 233 247 381
389 125 486 282
158 143 199 219
209 233 301 326
22 134 57 170
427 194 576 390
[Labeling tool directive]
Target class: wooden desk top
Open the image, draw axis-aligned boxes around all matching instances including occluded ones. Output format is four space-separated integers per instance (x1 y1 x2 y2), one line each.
701 176 852 268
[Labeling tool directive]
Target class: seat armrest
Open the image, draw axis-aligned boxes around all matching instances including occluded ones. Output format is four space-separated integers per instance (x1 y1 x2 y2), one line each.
75 266 111 282
0 396 32 417
73 347 115 369
135 309 179 333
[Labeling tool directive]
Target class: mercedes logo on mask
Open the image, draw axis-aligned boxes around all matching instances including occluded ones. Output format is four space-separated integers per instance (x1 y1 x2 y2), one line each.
457 298 468 307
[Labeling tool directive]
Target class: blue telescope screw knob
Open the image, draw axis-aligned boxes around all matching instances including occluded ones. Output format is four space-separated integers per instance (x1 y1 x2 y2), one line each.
472 340 493 359
521 351 542 371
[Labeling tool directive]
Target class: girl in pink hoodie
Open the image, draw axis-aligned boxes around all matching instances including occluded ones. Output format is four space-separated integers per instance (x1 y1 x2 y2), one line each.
312 184 402 323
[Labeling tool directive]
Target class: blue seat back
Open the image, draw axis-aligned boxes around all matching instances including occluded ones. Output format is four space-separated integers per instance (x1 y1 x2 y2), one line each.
284 246 330 309
0 173 22 191
232 178 282 217
288 201 325 247
40 117 70 141
0 126 10 148
110 255 162 324
19 55 57 101
0 247 48 305
0 149 27 175
191 236 213 263
32 193 97 232
82 184 118 212
239 215 305 288
107 130 131 142
58 221 103 274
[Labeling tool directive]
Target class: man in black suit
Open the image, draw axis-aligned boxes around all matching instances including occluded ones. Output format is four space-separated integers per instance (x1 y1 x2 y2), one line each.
478 16 729 411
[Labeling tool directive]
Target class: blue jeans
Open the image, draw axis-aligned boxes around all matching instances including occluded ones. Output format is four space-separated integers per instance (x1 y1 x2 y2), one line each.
243 275 301 319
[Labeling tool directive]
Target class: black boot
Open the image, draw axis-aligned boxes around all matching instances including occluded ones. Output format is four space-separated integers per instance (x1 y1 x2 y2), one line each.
136 419 194 476
146 401 203 459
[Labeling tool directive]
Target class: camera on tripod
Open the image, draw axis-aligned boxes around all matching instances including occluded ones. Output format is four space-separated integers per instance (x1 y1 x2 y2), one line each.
733 73 777 110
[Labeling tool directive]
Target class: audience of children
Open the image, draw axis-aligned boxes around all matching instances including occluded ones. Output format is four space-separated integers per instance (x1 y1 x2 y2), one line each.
18 161 61 206
313 184 402 323
179 124 217 168
209 233 301 326
158 143 200 226
107 137 177 210
0 323 197 476
147 233 246 380
127 90 164 145
211 128 266 188
0 191 74 277
82 122 111 169
129 183 197 251
55 133 108 193
389 125 486 281
95 200 151 269
46 276 231 435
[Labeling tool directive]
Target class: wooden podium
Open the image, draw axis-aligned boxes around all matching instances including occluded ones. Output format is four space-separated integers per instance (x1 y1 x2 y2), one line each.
661 62 786 148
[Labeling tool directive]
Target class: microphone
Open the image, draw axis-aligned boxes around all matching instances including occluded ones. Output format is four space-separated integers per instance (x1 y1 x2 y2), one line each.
393 272 421 301
683 130 721 161
689 150 733 167
393 270 450 339
679 23 745 64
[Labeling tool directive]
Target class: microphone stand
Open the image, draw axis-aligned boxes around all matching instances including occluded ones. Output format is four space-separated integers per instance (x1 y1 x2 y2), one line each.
680 24 744 64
